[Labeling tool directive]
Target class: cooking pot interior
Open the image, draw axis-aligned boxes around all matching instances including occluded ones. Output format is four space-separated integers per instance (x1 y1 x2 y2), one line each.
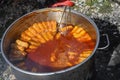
2 8 98 67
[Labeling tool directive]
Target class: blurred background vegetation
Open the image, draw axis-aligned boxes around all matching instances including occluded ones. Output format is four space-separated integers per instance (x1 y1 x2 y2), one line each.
0 0 118 38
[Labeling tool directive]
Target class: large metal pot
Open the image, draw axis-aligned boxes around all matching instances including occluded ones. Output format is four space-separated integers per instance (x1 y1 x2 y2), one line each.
1 8 100 80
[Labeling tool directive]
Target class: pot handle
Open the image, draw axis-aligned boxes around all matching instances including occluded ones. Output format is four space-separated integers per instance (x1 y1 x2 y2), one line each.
97 34 110 50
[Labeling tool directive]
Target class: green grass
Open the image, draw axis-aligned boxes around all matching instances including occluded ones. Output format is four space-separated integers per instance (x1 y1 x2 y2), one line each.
0 77 3 80
85 0 113 13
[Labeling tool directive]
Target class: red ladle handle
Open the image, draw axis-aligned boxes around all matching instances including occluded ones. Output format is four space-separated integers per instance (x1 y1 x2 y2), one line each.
52 0 74 7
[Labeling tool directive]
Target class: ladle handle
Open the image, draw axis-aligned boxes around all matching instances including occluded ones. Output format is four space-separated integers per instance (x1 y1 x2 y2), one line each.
58 6 67 27
52 0 74 7
97 34 110 50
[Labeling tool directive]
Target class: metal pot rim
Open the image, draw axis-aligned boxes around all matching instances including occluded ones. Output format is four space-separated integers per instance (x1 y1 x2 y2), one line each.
1 7 100 76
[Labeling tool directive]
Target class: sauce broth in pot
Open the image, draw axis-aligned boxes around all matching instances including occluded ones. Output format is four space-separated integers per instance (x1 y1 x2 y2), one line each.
9 21 95 73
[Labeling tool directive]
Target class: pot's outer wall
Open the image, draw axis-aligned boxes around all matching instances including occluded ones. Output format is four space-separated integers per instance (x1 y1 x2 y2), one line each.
12 58 94 80
1 8 99 80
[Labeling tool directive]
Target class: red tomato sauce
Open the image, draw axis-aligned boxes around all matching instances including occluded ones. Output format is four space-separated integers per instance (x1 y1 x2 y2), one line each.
25 34 95 72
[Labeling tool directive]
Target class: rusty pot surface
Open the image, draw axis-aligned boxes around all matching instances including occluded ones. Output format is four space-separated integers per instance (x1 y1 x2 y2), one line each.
1 8 99 80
